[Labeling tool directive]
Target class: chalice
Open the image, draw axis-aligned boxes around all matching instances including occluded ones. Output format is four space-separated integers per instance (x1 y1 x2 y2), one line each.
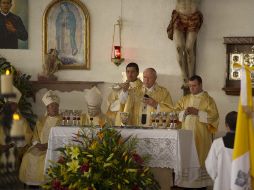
161 112 168 128
150 112 157 128
120 112 129 127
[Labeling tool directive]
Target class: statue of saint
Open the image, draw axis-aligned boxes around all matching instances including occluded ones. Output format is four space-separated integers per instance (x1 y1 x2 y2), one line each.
38 49 61 81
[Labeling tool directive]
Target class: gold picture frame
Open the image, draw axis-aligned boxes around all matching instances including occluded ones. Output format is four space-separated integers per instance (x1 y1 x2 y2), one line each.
43 0 90 70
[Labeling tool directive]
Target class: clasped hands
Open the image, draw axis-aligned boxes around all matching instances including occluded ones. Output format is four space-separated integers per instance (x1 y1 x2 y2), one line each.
184 107 199 116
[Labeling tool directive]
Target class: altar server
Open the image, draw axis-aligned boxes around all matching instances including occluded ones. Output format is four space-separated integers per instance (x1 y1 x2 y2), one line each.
205 111 237 190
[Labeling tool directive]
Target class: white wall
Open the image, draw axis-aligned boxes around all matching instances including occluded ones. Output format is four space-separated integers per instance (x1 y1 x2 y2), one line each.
1 0 254 131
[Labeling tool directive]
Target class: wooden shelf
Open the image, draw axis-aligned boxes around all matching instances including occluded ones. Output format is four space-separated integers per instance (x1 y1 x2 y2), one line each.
31 81 104 93
222 87 240 96
222 80 240 95
222 80 254 95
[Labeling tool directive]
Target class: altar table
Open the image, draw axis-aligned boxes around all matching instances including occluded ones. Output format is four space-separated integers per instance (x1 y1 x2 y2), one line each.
45 127 201 186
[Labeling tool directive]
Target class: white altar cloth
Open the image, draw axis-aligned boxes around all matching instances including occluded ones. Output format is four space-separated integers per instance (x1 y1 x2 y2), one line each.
45 127 201 186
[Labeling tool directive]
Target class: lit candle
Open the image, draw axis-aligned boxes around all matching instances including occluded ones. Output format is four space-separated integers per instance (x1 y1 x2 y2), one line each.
10 113 25 137
1 70 13 94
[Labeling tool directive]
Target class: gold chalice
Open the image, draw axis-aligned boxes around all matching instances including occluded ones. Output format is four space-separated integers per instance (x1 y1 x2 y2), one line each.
120 112 129 127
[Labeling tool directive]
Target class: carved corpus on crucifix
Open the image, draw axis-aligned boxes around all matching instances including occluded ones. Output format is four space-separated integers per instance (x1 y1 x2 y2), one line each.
167 0 203 91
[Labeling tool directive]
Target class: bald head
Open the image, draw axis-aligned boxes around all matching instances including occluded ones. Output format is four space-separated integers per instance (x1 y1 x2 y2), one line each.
143 68 157 88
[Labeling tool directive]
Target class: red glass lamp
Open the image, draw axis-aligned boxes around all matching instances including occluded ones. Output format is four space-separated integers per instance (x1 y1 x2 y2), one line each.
111 19 124 66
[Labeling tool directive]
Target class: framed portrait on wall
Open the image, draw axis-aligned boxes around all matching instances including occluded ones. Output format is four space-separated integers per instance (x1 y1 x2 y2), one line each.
43 0 90 70
0 0 28 49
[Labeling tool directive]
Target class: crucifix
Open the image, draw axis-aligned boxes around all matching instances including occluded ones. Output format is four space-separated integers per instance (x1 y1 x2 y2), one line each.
167 0 203 93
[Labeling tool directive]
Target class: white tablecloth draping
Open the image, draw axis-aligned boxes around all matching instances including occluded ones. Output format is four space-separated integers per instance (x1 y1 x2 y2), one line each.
45 127 201 186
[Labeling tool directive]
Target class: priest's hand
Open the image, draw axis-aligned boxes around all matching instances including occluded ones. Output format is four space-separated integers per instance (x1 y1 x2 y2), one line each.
120 81 130 92
5 20 17 33
35 143 48 151
143 97 158 109
185 107 199 116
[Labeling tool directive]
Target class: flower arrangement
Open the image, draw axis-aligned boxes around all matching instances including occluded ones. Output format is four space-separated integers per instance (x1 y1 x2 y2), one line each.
44 126 160 190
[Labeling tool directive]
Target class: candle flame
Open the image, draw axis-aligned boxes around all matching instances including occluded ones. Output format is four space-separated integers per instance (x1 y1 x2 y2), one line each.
13 113 20 121
6 70 10 75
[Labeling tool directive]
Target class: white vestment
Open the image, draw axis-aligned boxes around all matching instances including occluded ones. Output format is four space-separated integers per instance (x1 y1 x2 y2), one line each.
205 137 233 190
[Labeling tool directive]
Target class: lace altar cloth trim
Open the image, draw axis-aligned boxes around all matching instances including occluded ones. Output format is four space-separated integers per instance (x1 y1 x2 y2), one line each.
46 127 178 168
131 138 177 168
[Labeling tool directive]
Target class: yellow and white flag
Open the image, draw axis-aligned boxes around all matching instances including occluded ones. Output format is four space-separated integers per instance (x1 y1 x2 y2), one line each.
231 65 254 190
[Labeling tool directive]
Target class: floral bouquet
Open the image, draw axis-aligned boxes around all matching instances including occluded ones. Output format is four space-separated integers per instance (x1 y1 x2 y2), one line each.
44 125 160 190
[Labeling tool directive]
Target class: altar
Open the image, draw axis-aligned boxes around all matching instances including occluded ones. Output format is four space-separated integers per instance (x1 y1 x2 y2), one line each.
44 126 205 186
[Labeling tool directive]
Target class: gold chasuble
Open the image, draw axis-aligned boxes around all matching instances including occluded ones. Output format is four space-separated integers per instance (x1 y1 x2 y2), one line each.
124 83 173 126
107 79 143 126
19 115 61 185
174 91 219 167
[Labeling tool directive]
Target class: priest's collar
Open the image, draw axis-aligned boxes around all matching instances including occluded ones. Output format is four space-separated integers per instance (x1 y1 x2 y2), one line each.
47 114 60 118
0 11 10 16
144 83 157 93
129 79 141 88
191 90 204 97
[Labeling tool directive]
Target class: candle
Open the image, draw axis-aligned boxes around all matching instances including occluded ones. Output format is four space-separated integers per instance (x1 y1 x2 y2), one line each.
1 70 13 94
10 113 25 137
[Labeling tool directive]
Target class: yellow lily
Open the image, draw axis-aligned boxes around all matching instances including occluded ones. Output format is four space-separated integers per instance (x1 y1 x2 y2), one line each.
67 160 80 172
70 146 80 159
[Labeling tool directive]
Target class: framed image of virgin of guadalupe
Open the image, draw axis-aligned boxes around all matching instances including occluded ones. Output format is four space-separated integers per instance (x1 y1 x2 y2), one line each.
43 0 90 70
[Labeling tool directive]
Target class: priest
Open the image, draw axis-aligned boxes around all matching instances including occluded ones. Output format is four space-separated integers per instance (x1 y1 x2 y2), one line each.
106 62 143 125
174 75 219 188
19 90 61 186
81 86 109 126
123 68 173 126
